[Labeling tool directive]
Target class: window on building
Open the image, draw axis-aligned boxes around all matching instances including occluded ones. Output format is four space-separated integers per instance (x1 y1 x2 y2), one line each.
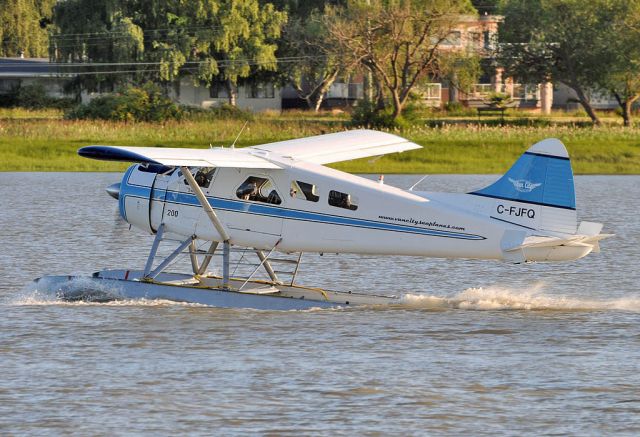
246 83 275 99
421 83 441 100
0 79 20 93
98 81 114 93
442 31 461 46
483 31 492 49
328 190 358 211
209 84 228 98
236 176 282 205
468 32 482 49
290 181 319 202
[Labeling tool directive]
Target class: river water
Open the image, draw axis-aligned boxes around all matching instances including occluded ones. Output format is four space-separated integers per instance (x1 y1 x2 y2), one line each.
1 173 639 435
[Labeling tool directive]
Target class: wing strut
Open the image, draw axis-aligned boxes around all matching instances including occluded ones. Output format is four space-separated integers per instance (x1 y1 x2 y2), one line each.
181 166 232 288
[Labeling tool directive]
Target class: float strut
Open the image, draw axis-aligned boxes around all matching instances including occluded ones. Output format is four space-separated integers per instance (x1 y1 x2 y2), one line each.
222 241 231 289
143 223 165 278
239 239 281 291
189 240 199 274
290 252 303 286
148 235 195 279
256 250 280 283
196 241 219 276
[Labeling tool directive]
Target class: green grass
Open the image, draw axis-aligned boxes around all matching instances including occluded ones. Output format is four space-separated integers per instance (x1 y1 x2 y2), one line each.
1 110 639 173
0 107 65 119
334 124 640 174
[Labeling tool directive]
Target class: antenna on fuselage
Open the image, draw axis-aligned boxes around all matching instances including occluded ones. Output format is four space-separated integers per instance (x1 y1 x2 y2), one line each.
408 175 429 191
230 121 249 150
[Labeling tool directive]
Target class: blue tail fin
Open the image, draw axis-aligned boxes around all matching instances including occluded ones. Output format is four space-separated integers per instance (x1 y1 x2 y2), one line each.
470 138 575 210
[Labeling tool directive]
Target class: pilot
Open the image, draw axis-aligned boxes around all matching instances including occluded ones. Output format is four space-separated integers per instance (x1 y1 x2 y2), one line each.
195 171 207 187
239 182 257 200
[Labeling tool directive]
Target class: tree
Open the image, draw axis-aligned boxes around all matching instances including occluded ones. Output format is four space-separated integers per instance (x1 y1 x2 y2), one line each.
470 0 499 15
498 0 621 125
273 1 347 111
50 0 146 92
0 0 55 57
208 0 287 106
279 10 344 111
600 0 640 126
325 0 477 119
50 0 287 105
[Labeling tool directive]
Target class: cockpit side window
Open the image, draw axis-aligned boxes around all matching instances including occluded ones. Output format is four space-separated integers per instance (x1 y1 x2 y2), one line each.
328 190 358 211
180 168 215 188
194 167 215 188
290 180 319 202
237 176 282 205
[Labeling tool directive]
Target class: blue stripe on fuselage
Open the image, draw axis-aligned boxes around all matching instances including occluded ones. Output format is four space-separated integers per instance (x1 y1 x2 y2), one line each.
121 179 485 241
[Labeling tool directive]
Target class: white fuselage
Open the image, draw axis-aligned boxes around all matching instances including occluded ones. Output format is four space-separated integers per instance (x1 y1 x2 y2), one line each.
119 160 525 261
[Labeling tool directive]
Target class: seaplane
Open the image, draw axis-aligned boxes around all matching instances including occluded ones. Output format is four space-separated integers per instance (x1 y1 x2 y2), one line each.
36 129 611 310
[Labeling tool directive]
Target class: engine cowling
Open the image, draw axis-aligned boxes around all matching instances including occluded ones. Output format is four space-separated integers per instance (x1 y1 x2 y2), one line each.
118 164 155 233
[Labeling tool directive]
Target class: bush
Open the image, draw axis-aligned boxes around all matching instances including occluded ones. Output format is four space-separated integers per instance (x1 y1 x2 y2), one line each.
209 103 254 121
350 100 416 129
350 101 394 128
485 92 514 108
65 83 182 122
15 83 50 108
443 101 476 116
0 83 76 109
179 103 255 122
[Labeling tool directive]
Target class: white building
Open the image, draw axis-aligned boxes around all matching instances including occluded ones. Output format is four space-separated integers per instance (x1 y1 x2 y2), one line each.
172 79 281 112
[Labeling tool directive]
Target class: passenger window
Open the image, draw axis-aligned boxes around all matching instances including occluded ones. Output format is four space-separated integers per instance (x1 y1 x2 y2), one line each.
328 190 358 211
290 181 319 202
236 176 282 205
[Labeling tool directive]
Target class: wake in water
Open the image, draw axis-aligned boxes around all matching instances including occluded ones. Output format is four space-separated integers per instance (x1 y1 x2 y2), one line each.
401 283 640 312
10 277 207 308
9 278 640 312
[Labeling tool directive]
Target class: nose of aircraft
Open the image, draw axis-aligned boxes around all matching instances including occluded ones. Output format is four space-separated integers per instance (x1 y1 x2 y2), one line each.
106 182 121 200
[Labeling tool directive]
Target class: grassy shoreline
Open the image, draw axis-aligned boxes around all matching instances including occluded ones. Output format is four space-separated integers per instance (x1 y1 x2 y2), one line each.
1 111 639 173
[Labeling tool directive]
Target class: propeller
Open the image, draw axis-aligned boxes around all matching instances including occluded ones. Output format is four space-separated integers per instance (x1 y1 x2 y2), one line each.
106 182 120 200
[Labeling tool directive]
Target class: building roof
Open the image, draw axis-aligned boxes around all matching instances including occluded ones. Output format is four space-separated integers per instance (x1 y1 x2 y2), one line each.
0 58 58 77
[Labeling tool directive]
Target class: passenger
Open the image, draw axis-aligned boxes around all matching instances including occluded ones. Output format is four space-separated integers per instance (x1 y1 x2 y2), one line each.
267 190 281 204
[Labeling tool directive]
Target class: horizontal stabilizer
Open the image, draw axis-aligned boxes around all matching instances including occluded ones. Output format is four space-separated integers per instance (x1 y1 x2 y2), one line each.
502 223 612 262
505 228 614 252
577 221 603 236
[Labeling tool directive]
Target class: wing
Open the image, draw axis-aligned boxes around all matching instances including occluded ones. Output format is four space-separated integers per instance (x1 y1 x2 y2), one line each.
249 129 421 164
78 129 420 168
78 145 281 169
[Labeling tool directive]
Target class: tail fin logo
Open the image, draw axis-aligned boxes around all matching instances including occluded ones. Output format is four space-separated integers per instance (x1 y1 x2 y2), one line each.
508 178 542 193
